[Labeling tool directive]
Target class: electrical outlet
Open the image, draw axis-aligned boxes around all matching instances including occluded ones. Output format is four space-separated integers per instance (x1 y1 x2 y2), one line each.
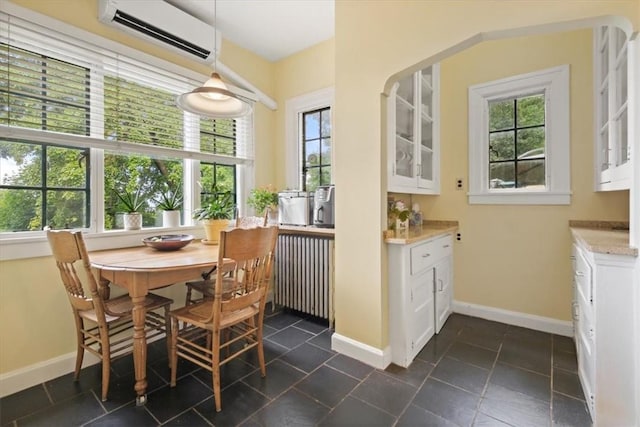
456 232 462 242
456 178 463 190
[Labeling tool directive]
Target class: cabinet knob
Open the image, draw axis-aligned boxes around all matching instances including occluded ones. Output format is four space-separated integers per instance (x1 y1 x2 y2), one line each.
575 271 585 277
443 244 450 248
422 253 430 258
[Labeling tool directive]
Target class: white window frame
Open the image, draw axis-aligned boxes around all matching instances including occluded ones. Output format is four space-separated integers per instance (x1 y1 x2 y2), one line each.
285 87 334 189
468 65 571 205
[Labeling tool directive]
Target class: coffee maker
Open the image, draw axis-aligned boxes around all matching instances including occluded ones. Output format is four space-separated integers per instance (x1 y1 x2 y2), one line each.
312 185 335 228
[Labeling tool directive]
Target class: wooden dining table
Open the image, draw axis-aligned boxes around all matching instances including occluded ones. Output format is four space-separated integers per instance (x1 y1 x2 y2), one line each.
90 241 219 405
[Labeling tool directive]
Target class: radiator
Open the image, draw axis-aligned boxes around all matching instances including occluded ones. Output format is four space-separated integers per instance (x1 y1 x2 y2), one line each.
275 234 334 323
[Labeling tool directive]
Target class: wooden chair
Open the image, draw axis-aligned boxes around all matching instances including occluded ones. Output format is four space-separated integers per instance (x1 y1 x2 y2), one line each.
184 209 270 305
170 226 278 412
46 230 173 402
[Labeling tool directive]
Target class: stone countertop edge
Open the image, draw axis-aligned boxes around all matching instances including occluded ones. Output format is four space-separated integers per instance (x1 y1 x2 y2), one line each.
385 220 459 245
569 220 637 257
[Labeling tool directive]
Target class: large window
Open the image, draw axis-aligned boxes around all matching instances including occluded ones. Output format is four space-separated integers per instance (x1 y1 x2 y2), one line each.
0 10 253 238
468 65 570 205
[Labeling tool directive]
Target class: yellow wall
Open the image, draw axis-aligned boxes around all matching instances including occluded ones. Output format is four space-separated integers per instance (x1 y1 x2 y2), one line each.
333 0 638 350
423 29 629 320
0 257 186 373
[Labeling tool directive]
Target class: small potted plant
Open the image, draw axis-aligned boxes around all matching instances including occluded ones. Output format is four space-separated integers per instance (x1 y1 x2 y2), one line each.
115 188 145 230
156 183 183 228
388 200 410 237
193 189 235 244
247 185 278 222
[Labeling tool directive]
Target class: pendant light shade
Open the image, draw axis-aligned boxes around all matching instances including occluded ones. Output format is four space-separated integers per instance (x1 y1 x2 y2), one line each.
176 0 253 118
176 72 252 118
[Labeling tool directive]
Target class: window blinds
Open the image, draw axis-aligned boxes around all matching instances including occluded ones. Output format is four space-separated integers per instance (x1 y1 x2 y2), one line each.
0 11 254 164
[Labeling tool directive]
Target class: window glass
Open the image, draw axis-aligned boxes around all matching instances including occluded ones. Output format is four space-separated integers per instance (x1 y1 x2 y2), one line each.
0 139 89 231
0 44 90 135
104 75 183 147
302 107 331 191
104 153 184 230
488 94 545 189
200 118 236 156
200 162 237 208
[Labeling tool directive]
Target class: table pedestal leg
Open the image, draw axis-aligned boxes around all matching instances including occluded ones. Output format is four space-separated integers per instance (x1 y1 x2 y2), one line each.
131 295 148 405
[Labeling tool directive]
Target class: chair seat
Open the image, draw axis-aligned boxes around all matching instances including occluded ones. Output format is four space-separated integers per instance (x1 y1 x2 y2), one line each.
79 293 173 323
170 299 259 330
185 279 215 299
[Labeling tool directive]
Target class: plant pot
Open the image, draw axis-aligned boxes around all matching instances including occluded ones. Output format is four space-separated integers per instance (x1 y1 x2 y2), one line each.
123 212 142 230
202 219 229 244
162 210 181 228
267 208 278 225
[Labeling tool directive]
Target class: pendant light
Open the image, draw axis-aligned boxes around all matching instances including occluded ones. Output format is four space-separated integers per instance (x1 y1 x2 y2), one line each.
176 0 252 118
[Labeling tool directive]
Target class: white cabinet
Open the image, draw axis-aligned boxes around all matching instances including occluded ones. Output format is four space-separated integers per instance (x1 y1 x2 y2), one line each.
571 241 638 425
388 64 440 194
388 233 453 367
594 25 633 191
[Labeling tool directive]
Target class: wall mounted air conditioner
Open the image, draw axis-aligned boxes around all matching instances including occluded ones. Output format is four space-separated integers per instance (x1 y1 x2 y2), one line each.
98 0 220 64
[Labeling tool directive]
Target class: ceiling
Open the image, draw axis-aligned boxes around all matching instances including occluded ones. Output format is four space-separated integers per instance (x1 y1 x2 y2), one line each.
165 0 335 62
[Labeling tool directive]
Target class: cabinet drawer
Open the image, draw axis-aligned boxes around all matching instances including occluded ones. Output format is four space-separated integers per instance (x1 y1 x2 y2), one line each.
410 234 452 275
410 241 436 275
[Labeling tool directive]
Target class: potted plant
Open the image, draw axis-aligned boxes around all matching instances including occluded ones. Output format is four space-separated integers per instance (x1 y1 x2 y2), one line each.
115 188 145 230
247 185 278 222
388 199 410 237
156 183 183 228
193 190 235 243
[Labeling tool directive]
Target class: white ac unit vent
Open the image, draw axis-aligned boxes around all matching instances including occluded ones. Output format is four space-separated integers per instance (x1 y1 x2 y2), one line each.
98 0 219 64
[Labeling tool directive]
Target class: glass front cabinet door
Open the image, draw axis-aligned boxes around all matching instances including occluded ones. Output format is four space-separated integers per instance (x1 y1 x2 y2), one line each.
595 25 632 190
388 64 440 194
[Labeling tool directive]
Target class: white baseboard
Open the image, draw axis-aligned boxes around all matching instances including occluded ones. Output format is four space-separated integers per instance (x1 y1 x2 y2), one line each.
331 332 392 370
0 351 100 398
453 300 574 337
0 334 165 398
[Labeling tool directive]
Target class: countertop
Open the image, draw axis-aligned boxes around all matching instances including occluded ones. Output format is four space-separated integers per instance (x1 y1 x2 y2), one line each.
569 220 637 257
385 220 458 245
278 225 335 237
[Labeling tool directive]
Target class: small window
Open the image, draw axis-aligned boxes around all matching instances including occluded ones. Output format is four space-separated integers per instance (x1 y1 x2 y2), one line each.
468 65 570 205
285 88 334 191
302 107 332 191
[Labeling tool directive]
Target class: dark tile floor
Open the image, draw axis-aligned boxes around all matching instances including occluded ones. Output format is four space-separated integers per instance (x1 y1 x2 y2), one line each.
1 310 592 426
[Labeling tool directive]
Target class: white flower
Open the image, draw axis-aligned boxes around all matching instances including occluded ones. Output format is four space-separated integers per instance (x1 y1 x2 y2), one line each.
394 200 407 212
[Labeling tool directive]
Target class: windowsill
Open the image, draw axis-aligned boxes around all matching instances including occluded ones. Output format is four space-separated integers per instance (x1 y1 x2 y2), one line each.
0 225 205 261
468 191 571 205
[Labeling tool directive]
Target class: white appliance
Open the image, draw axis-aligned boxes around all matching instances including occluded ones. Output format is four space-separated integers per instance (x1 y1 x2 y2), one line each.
278 191 313 226
98 0 219 64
